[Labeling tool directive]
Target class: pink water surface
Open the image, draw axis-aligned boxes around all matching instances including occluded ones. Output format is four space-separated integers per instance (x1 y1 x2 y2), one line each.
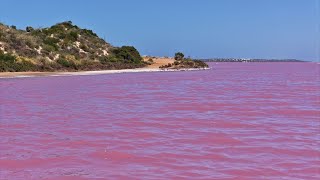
1 62 319 179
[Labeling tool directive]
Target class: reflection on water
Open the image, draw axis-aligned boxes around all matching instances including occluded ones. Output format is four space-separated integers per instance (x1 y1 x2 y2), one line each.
1 63 319 179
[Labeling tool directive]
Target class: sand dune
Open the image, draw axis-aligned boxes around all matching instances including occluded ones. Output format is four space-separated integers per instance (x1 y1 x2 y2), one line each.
143 57 175 69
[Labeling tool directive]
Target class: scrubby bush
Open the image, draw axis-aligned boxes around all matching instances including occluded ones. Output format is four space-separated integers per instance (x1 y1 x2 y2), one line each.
26 26 34 32
174 52 184 61
57 58 77 69
60 21 74 29
46 24 64 35
25 39 37 49
0 52 38 72
14 59 38 71
99 55 118 64
193 60 209 68
68 31 78 41
43 44 57 53
82 29 97 37
112 46 143 64
43 37 59 50
30 29 43 37
20 48 38 58
0 52 15 62
80 44 89 52
159 52 209 70
57 33 66 39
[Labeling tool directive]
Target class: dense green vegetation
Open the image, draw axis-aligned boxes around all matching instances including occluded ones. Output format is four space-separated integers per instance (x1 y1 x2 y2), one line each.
0 21 146 72
160 52 209 69
112 46 143 64
0 51 38 72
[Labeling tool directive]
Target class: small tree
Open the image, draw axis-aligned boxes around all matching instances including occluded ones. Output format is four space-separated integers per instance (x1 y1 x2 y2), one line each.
174 52 184 61
26 26 34 32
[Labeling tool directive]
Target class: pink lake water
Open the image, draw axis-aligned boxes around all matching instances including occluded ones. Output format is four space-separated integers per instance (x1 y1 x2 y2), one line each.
0 62 319 179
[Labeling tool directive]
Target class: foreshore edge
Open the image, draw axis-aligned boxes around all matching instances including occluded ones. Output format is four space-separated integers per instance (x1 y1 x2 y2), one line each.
0 68 211 79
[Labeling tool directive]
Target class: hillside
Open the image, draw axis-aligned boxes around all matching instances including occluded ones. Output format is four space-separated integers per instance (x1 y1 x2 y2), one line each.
0 21 145 72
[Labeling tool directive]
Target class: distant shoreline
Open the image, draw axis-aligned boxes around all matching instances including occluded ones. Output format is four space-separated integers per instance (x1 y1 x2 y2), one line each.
198 58 306 62
0 67 210 79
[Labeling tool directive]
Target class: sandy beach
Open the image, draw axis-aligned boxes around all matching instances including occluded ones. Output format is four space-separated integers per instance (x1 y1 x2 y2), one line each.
0 68 210 78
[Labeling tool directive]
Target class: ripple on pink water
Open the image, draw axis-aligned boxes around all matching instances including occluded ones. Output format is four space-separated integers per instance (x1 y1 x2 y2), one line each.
91 150 135 161
0 62 319 179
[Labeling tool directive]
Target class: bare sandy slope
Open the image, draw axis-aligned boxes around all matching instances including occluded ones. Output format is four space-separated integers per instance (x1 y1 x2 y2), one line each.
143 57 174 68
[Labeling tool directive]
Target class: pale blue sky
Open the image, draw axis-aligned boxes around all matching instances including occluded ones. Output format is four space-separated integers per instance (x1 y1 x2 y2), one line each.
0 0 319 61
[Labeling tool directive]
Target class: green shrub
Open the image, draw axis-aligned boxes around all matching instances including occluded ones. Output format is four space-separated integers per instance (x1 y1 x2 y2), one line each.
112 46 142 64
0 52 38 72
44 37 59 45
20 48 38 58
60 21 74 29
57 58 70 67
193 60 209 68
39 58 59 71
80 44 89 52
43 37 59 51
174 52 184 61
15 60 38 71
68 31 78 41
43 44 57 52
0 52 16 63
99 55 119 64
57 58 77 69
82 29 97 37
30 29 43 37
57 33 66 39
45 25 64 35
26 26 34 32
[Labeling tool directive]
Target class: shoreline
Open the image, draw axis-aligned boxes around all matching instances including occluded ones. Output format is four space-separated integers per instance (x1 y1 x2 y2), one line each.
0 57 210 79
0 67 210 79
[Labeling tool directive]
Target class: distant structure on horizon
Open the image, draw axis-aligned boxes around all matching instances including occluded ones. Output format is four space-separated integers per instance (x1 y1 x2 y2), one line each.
197 58 305 62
